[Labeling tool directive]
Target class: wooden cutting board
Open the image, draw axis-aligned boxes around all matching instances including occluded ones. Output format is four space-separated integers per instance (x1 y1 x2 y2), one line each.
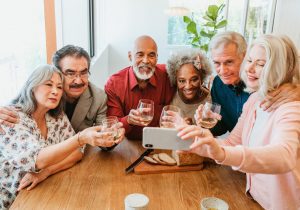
133 161 204 175
132 150 204 175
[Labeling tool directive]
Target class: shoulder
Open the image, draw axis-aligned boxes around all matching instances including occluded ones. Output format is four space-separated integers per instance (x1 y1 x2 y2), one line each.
89 82 106 98
155 64 167 75
274 101 300 119
105 66 130 88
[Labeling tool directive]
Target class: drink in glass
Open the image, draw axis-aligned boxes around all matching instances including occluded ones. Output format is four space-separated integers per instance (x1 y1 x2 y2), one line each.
137 99 154 126
159 105 182 128
198 102 221 129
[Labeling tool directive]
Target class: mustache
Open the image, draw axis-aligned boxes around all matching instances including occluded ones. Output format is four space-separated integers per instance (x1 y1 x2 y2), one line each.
138 64 153 69
69 83 85 88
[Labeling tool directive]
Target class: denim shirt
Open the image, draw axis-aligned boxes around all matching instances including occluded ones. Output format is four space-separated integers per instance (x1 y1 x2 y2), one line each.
210 76 250 136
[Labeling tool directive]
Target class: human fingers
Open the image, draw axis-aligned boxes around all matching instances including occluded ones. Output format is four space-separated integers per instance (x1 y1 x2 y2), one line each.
0 107 19 124
114 128 125 144
177 125 200 140
115 122 123 129
179 128 205 140
26 180 39 191
18 174 32 191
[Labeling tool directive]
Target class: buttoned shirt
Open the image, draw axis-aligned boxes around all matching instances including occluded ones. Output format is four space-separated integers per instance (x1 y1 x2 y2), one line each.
105 65 175 140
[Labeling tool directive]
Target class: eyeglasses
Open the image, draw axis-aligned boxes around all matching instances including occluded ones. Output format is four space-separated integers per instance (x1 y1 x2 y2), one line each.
62 69 89 80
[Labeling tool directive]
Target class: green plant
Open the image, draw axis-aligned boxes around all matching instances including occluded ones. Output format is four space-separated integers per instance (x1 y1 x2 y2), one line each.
183 4 227 52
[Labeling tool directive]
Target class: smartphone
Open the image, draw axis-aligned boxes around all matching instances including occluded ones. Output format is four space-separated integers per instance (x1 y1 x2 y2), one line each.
142 127 194 150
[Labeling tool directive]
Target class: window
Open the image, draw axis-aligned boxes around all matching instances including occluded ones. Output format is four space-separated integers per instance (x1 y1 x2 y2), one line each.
167 0 277 46
0 1 48 105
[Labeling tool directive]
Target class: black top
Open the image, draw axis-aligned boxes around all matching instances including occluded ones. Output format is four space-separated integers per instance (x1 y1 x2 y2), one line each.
65 100 79 121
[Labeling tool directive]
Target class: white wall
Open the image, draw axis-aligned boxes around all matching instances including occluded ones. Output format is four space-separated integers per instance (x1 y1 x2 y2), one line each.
90 46 109 88
273 0 300 49
55 0 90 52
103 0 169 75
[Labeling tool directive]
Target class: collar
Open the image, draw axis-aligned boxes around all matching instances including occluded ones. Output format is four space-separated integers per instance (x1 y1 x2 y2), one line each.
228 80 246 94
129 66 157 90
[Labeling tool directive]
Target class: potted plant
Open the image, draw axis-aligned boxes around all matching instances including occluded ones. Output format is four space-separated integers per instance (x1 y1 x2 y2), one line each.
183 4 227 52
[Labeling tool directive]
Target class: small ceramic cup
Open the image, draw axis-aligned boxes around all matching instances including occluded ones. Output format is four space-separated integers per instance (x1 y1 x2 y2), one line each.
200 197 229 210
124 193 149 210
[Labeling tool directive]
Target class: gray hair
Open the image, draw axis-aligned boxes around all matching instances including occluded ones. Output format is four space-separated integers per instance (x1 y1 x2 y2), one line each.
209 31 247 58
52 45 91 71
241 34 300 97
167 49 212 86
11 64 65 118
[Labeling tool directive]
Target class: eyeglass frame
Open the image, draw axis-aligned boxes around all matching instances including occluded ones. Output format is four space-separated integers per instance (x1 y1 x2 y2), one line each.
62 69 90 80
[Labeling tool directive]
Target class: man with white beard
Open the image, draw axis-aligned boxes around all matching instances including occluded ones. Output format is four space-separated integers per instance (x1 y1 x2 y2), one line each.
105 35 175 140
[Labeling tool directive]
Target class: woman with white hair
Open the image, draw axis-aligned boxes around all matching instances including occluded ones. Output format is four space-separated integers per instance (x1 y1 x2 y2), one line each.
167 49 212 124
0 65 124 209
177 35 300 209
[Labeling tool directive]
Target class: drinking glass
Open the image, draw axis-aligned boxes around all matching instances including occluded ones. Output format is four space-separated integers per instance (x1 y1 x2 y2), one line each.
137 99 154 126
198 102 221 129
100 118 119 140
159 105 182 128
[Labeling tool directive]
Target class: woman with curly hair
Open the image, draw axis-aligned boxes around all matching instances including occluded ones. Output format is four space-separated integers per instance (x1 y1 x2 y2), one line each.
167 49 212 124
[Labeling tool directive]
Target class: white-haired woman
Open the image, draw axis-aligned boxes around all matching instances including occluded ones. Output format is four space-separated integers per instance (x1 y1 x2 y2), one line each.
178 35 300 210
0 65 124 209
167 49 212 124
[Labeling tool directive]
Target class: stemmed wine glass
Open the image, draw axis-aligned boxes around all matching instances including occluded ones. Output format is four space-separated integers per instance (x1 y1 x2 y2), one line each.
197 102 221 129
137 99 154 126
159 105 183 128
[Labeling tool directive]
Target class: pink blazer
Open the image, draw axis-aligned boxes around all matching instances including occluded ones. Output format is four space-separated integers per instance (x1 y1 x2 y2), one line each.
219 93 300 210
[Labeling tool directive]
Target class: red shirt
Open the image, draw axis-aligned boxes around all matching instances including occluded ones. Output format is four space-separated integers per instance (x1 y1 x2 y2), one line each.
105 65 175 140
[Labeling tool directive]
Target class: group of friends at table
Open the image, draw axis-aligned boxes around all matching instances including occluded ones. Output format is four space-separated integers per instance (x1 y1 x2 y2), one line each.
0 31 300 210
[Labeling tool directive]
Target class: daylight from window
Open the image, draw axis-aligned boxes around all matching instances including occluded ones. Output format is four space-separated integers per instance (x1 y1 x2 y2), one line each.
168 0 276 46
0 1 46 105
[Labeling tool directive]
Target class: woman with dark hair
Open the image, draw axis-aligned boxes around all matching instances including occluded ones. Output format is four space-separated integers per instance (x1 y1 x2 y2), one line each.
0 64 124 209
167 49 212 124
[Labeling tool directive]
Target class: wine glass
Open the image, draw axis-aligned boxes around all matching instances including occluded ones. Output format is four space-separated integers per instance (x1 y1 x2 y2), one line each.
159 105 182 128
137 99 154 126
197 102 221 129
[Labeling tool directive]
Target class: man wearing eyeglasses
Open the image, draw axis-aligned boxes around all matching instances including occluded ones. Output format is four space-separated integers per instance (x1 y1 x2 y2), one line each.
0 45 107 133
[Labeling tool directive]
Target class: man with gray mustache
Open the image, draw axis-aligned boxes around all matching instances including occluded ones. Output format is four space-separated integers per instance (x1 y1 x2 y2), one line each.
105 35 175 140
0 45 108 134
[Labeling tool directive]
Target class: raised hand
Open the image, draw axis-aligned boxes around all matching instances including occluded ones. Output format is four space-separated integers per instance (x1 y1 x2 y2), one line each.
177 125 225 162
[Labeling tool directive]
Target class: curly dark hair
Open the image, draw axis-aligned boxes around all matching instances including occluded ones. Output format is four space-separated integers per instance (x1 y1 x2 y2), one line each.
166 49 212 87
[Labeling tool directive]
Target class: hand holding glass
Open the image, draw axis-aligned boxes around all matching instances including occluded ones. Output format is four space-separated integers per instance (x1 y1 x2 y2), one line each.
137 99 154 126
197 102 221 129
159 105 183 128
100 118 119 141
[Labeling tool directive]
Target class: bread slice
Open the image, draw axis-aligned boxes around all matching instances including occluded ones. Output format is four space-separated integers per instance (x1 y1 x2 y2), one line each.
152 154 167 165
144 156 159 164
158 153 176 165
172 151 204 166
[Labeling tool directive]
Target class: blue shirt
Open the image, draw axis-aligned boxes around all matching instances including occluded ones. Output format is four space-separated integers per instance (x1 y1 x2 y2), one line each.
210 76 250 136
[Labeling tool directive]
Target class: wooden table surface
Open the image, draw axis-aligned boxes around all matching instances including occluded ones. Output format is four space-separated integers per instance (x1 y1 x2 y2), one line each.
11 139 263 210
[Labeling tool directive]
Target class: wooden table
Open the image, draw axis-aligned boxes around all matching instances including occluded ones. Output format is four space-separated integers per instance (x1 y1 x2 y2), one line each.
11 139 263 210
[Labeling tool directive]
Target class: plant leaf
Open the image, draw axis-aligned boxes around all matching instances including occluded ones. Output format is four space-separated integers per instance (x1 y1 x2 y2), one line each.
187 21 198 35
200 30 210 38
204 22 215 27
203 15 213 22
215 20 227 29
183 16 192 23
191 37 200 44
208 5 218 19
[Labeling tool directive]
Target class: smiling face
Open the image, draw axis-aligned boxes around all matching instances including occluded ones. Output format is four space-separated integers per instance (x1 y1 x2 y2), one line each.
59 55 89 101
176 63 201 102
33 72 63 111
211 43 244 85
244 44 266 91
129 36 158 80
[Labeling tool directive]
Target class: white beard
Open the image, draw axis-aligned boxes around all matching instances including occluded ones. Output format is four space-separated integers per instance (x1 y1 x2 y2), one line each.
133 65 155 80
